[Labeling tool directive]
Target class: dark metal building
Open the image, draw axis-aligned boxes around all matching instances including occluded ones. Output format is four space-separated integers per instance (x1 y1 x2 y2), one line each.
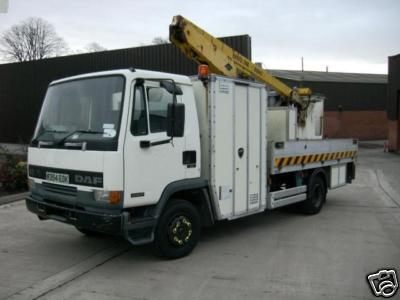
0 35 389 143
269 70 387 140
388 54 400 151
0 35 251 143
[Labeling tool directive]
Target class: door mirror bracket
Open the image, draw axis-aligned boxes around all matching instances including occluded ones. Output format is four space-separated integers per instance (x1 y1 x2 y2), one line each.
167 102 185 138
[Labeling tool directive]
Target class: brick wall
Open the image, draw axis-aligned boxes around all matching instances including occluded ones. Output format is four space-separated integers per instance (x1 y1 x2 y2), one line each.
324 111 387 140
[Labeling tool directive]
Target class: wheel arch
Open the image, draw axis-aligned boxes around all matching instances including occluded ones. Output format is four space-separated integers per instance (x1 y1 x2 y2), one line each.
154 178 215 227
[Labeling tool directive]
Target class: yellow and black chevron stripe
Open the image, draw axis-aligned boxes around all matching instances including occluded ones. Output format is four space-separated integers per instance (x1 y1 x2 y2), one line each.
274 150 357 169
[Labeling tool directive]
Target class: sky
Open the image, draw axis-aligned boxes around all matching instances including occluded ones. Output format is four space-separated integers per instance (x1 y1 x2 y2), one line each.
0 0 399 74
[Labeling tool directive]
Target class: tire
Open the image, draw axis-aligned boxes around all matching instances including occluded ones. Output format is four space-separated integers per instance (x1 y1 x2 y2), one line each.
300 175 326 215
154 199 201 259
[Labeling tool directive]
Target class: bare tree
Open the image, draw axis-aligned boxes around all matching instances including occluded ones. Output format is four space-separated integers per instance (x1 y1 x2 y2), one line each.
0 17 68 62
84 42 107 53
152 37 169 45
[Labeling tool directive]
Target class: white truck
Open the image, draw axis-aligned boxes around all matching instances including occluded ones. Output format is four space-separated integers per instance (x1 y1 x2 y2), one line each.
26 68 357 258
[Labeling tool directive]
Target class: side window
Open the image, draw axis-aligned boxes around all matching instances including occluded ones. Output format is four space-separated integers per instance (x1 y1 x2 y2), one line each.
147 87 174 133
131 85 148 136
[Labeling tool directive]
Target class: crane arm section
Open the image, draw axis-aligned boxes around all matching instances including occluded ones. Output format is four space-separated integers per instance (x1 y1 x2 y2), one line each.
169 15 312 103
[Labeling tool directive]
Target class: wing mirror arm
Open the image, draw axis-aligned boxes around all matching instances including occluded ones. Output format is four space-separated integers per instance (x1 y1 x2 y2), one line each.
166 80 185 139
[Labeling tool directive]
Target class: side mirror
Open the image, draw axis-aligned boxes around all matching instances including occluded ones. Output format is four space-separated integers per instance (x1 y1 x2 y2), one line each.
161 80 183 95
167 102 185 137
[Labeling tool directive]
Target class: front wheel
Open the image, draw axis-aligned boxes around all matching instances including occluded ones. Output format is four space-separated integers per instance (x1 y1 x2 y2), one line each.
154 199 201 259
300 175 327 215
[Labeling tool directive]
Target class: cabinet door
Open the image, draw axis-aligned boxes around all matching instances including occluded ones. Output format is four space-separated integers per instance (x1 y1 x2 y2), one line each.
233 85 248 215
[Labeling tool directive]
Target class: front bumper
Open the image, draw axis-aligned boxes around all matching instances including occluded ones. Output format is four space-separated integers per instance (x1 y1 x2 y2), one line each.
26 195 156 245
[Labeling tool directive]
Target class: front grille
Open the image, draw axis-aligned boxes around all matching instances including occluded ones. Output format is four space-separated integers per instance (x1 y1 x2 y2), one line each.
42 182 78 197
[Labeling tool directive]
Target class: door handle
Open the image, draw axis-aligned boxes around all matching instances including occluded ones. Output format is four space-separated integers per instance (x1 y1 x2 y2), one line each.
140 139 171 148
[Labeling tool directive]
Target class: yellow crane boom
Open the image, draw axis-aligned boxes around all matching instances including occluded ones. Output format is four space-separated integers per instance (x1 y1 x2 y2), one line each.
169 15 312 122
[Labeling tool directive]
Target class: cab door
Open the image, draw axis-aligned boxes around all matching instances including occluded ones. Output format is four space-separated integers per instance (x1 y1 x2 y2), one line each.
124 80 185 208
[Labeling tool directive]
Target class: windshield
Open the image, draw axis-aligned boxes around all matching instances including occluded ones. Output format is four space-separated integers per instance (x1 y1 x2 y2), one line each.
33 75 125 150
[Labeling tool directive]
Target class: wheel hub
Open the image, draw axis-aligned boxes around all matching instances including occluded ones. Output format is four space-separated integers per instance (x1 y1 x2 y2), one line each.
169 216 192 246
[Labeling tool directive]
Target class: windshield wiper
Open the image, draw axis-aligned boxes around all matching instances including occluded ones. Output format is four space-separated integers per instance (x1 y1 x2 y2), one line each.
57 130 104 146
32 129 68 144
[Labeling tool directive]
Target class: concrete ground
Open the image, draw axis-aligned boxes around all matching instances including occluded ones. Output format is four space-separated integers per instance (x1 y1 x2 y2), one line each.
1 145 399 300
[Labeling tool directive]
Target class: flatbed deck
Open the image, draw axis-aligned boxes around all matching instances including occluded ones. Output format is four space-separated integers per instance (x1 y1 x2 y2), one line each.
269 139 358 174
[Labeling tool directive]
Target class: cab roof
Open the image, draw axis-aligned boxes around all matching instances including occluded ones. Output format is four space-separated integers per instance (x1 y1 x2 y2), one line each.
51 69 192 85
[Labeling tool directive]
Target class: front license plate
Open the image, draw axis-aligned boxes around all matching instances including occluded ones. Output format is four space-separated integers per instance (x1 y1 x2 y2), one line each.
45 172 69 184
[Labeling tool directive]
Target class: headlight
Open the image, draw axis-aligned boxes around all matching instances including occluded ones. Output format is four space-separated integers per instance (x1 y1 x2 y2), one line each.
93 190 122 205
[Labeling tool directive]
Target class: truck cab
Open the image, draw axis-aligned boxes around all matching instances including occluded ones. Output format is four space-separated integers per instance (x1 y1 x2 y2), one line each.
27 69 205 256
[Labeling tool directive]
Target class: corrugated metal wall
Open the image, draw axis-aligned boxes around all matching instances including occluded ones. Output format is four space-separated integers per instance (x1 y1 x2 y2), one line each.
0 35 251 143
387 54 400 150
277 77 388 140
278 79 387 111
388 55 400 120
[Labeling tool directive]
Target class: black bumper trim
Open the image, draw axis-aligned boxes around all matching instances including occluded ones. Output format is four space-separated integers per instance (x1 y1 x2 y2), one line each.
26 196 156 245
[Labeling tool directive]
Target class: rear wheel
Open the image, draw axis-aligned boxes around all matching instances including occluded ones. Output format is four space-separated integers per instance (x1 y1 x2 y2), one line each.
154 199 201 259
300 175 326 215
